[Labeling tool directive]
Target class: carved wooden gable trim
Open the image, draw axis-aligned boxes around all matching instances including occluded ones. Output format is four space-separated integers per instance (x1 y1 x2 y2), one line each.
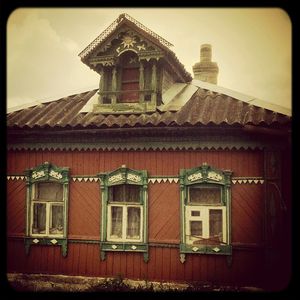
88 26 164 67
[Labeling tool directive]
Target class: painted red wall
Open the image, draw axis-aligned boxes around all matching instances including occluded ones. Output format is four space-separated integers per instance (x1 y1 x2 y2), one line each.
7 149 267 287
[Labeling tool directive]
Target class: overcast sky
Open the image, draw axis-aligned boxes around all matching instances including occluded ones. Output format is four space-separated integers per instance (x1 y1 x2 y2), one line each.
7 8 291 111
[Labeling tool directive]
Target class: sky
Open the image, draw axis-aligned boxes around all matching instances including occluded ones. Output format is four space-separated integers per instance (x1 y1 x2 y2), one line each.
7 8 291 111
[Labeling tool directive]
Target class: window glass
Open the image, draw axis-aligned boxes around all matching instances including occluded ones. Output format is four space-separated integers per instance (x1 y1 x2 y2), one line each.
111 206 123 238
32 203 46 234
127 207 141 239
126 185 140 202
189 186 221 204
35 182 63 202
209 209 223 242
190 220 202 237
50 205 64 234
191 210 200 217
108 185 140 203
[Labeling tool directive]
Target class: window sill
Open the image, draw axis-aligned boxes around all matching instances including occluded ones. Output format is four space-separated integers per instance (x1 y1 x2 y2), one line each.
101 241 148 252
24 237 68 257
93 102 156 114
180 243 232 255
100 242 149 262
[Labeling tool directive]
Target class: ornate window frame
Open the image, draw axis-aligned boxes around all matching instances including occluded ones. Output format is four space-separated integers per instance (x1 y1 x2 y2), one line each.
179 163 232 263
24 162 69 257
98 165 149 262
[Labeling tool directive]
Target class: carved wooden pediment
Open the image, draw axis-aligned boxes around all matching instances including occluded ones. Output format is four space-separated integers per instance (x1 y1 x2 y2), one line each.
87 27 164 67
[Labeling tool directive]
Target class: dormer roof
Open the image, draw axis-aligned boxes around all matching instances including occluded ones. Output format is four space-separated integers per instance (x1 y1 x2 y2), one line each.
78 13 192 83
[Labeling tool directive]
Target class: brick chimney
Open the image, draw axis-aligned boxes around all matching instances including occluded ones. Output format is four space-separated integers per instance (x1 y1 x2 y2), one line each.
192 44 219 84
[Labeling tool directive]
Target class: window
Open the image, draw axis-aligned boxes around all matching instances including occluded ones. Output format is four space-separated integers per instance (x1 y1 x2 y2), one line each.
98 166 148 262
107 184 143 242
25 162 69 256
186 185 226 246
31 182 64 236
179 163 232 261
95 45 159 113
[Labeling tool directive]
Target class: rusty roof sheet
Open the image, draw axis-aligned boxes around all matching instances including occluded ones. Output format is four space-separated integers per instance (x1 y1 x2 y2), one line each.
191 79 292 116
7 85 291 130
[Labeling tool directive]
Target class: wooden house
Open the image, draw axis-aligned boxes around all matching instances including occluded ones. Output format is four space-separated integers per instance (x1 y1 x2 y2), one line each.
7 13 291 291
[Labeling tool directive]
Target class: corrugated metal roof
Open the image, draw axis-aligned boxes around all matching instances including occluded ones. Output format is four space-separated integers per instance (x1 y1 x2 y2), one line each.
191 79 291 116
159 83 198 112
7 85 290 130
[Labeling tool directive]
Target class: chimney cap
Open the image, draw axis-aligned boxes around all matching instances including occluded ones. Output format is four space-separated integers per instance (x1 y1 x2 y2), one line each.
193 44 219 84
201 44 212 49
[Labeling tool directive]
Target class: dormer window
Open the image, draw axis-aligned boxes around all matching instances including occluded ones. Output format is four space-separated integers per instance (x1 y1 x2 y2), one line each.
96 49 158 113
79 14 192 114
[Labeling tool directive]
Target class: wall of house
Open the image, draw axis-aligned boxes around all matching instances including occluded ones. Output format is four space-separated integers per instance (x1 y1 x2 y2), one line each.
7 148 282 288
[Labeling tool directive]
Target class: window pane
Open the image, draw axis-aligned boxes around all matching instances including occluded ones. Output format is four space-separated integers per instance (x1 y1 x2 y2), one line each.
127 207 141 239
109 185 124 202
35 182 63 202
49 205 64 235
189 186 221 204
126 185 140 203
190 221 202 237
209 209 223 242
32 203 46 234
111 206 123 238
191 210 200 217
108 185 140 203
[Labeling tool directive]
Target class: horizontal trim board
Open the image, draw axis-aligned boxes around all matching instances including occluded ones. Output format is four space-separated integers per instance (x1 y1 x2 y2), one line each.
6 175 264 184
7 235 264 250
7 143 265 151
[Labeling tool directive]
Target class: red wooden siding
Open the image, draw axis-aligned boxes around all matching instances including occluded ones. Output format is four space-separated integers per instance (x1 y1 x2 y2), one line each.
7 148 269 287
7 180 26 236
148 183 180 243
7 239 264 286
7 149 264 177
231 184 264 245
68 181 100 239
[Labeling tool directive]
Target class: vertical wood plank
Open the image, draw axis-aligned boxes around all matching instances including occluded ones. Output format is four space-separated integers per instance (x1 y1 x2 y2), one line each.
154 247 162 281
168 248 176 282
113 252 122 278
140 254 148 282
124 253 132 279
184 255 193 282
85 243 93 276
72 244 80 275
132 253 141 280
147 247 156 280
162 247 171 280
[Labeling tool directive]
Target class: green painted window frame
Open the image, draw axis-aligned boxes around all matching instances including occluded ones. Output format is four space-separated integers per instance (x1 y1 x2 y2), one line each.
98 166 149 262
24 162 69 257
179 163 232 262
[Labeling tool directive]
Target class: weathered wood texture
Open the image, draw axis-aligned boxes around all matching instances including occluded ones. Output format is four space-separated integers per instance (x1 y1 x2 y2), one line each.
7 239 264 286
7 149 269 287
7 149 263 177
